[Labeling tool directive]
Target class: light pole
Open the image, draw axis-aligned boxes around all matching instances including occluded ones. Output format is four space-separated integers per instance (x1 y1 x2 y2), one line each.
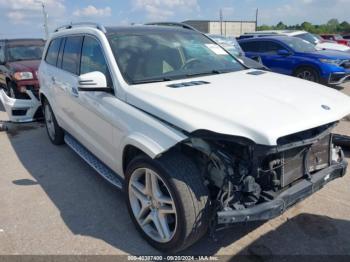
36 0 49 39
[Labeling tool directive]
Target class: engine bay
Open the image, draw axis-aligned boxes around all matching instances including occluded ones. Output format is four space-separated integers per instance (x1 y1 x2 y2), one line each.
183 122 344 223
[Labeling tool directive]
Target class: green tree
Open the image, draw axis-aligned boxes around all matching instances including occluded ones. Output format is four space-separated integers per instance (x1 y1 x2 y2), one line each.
327 19 339 32
257 24 273 31
301 21 315 32
338 21 350 33
275 21 286 30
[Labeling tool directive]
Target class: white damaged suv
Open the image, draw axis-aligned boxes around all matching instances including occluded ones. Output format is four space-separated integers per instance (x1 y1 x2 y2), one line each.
38 23 350 252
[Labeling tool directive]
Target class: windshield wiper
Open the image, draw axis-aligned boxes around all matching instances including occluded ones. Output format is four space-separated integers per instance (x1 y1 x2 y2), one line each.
185 69 232 78
131 77 173 85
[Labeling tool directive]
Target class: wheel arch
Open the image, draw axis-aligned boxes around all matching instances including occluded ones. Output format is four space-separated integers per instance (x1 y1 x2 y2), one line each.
292 64 322 77
120 133 186 174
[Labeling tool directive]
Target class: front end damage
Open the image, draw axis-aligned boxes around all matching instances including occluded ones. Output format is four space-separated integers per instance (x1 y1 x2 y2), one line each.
180 122 347 229
0 89 41 123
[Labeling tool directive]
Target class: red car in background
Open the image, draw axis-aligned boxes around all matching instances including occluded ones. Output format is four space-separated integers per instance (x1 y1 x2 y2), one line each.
320 34 350 46
0 38 45 99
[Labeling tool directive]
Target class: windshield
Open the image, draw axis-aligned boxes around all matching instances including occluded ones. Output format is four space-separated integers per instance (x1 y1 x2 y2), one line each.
207 34 244 57
282 37 316 53
108 30 245 84
295 33 318 45
313 34 323 41
7 45 44 62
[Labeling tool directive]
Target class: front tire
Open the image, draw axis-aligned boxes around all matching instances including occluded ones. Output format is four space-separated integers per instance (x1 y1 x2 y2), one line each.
43 100 64 145
294 67 320 83
125 153 210 253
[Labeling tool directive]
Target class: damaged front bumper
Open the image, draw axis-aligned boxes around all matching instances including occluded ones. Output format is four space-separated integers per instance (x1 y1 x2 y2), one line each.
0 89 41 123
217 159 348 224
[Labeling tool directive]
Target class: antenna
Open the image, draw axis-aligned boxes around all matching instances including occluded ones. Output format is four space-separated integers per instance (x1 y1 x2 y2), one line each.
220 8 223 35
35 1 49 39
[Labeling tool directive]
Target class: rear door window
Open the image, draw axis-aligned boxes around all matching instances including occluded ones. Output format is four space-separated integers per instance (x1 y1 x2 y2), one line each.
240 41 261 52
62 36 83 75
259 41 285 54
45 38 62 66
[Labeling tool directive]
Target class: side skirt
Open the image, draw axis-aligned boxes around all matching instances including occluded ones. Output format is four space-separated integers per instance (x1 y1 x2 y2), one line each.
64 133 123 189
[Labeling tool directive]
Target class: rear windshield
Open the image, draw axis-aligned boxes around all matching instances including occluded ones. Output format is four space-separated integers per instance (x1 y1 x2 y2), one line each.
108 30 245 84
295 33 318 45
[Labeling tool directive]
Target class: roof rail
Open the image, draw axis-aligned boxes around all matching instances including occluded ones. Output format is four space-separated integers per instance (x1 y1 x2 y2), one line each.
144 22 198 32
54 22 107 33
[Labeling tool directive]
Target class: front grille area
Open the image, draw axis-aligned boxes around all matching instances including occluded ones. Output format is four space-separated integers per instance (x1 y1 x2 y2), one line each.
258 132 332 191
340 60 350 69
281 134 331 187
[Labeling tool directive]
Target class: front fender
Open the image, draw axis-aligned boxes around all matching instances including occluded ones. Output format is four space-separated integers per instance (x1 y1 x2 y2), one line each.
121 132 177 159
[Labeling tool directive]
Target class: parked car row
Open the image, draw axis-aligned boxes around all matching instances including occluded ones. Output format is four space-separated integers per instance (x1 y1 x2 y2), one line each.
209 30 350 86
238 30 350 52
239 36 350 86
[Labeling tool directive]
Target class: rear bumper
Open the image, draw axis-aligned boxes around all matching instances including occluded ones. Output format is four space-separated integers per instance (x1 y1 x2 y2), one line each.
0 89 41 123
217 159 348 224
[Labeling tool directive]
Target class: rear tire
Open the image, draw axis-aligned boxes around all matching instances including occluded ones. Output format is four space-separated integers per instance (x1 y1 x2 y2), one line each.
294 67 320 83
125 153 210 253
43 100 64 145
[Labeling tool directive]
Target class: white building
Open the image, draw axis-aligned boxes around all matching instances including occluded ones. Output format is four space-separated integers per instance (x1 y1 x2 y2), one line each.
183 20 257 37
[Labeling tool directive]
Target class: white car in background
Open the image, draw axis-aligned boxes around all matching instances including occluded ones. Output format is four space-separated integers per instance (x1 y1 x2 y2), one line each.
240 30 350 52
39 23 350 252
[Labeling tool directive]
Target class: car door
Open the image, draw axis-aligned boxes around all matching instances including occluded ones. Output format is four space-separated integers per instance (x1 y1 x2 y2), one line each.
52 36 83 136
65 35 116 169
42 37 64 117
239 41 263 64
257 40 294 75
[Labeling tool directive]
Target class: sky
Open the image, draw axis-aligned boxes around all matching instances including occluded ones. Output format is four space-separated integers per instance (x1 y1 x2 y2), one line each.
0 0 349 38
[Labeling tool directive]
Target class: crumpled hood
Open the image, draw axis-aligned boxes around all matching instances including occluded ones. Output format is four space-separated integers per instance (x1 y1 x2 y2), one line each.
7 60 40 73
126 70 350 145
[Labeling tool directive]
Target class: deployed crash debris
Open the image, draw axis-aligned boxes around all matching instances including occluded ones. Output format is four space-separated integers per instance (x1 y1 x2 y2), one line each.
0 89 41 123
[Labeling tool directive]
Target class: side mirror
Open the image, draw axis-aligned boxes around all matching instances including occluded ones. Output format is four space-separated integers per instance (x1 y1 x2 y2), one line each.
277 49 290 56
78 71 109 92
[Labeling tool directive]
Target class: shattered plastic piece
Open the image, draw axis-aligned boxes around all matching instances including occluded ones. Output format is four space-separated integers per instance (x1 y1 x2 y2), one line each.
0 89 41 123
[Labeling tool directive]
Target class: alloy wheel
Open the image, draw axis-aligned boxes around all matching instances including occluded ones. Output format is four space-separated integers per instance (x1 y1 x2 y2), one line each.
296 70 316 82
128 168 177 243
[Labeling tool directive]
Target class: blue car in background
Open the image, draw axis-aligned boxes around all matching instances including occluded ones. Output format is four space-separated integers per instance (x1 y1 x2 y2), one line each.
238 36 350 86
207 34 268 70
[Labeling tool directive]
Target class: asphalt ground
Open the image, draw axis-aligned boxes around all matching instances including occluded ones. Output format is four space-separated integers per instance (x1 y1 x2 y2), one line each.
0 83 350 261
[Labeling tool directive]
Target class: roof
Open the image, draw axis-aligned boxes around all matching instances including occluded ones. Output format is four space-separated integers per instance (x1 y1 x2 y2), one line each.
238 35 292 42
105 25 196 35
245 30 306 36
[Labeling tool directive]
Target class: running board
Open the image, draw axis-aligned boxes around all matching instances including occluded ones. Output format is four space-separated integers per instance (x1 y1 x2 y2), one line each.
64 133 123 189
